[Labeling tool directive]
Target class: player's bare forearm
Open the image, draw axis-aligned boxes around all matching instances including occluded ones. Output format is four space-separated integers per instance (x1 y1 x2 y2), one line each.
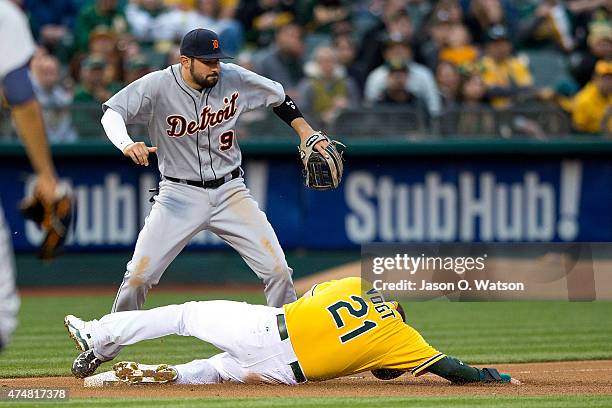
11 99 58 199
291 118 316 142
12 99 56 178
291 118 329 154
272 95 328 152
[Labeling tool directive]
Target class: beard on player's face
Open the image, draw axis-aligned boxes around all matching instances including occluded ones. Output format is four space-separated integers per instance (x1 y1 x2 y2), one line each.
190 63 219 88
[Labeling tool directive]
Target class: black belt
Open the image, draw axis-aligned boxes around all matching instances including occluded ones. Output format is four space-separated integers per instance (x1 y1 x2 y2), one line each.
276 314 306 383
164 168 241 189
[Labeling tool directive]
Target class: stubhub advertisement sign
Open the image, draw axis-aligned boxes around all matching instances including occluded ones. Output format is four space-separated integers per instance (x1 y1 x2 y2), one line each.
2 156 611 252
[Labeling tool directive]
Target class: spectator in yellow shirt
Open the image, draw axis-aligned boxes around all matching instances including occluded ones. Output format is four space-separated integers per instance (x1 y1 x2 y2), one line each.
439 24 479 67
572 60 612 135
480 25 534 108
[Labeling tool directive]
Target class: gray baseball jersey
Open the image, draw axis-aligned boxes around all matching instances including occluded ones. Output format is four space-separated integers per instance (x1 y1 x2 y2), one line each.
103 63 285 181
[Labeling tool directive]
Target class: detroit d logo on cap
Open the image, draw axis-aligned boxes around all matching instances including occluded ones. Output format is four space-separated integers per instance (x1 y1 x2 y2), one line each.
212 40 219 49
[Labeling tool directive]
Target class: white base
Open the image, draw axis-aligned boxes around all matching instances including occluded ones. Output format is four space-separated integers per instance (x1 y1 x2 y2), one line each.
83 370 119 388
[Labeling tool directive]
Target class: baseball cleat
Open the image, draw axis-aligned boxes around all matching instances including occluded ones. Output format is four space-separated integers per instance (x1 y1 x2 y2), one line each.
113 361 178 384
64 315 93 352
72 349 104 378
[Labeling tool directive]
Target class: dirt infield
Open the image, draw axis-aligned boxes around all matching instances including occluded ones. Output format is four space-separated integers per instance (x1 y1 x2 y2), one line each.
2 361 611 399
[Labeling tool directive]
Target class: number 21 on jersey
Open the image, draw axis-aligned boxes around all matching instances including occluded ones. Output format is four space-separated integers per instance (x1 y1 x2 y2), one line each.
327 296 377 343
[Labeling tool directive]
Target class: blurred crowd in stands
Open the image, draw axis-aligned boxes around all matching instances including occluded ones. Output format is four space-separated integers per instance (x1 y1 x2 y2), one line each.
2 0 611 140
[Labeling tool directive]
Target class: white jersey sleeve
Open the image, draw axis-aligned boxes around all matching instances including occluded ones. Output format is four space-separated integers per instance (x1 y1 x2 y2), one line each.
229 63 285 112
0 0 36 80
103 71 163 124
101 108 135 152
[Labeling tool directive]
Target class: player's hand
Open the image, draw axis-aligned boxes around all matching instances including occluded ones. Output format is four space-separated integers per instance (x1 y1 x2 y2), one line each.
500 373 521 385
314 139 330 158
298 131 344 190
34 172 58 206
123 142 157 166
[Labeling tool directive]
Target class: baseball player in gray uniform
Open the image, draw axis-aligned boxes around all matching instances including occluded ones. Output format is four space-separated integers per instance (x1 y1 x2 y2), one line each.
0 0 64 351
92 28 330 365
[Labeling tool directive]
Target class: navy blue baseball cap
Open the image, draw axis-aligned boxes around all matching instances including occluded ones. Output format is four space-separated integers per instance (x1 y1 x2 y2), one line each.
180 29 233 60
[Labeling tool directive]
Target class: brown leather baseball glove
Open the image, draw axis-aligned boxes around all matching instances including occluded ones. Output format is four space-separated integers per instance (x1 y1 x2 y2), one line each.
19 182 74 260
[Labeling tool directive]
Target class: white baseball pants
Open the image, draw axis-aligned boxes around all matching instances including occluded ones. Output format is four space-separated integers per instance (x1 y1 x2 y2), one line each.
0 203 19 349
111 176 296 312
89 300 302 384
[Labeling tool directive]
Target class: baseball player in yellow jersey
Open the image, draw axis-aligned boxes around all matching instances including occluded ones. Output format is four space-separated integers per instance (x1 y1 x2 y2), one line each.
284 278 445 381
64 277 519 386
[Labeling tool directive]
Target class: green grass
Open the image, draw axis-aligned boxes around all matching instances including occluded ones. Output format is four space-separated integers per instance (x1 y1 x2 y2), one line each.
404 300 612 363
2 292 611 378
2 396 612 408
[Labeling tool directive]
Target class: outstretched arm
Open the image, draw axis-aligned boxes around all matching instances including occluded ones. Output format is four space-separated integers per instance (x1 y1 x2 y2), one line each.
273 95 329 155
426 356 520 385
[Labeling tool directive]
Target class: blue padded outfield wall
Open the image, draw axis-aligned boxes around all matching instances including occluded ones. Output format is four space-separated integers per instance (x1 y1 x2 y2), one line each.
1 139 612 253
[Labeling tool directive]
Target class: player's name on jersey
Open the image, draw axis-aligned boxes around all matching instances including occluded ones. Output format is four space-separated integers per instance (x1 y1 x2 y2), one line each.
166 92 239 137
372 279 526 292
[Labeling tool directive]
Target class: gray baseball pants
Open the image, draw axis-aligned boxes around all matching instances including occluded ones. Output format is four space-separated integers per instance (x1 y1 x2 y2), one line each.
110 177 296 344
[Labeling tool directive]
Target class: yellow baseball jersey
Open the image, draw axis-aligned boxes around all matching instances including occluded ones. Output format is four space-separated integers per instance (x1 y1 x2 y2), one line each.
283 277 444 381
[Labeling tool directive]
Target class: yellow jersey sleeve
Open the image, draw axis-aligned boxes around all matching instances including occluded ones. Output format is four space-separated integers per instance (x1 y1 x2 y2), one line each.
283 277 441 381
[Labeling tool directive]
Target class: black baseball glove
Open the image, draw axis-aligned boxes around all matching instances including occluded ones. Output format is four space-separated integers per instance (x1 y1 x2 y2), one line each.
19 182 74 260
298 131 345 190
371 368 406 380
